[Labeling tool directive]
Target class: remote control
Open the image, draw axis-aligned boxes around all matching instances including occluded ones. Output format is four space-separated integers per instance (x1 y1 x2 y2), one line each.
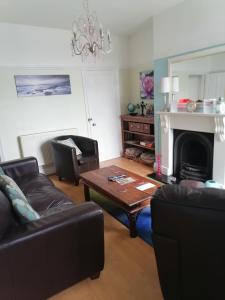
108 175 126 182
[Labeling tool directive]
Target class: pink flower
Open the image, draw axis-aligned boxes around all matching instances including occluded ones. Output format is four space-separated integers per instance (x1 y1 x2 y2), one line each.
143 76 154 93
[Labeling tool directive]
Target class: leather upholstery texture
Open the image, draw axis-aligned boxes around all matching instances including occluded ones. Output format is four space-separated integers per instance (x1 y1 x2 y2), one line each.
152 184 225 300
0 157 104 300
51 135 99 185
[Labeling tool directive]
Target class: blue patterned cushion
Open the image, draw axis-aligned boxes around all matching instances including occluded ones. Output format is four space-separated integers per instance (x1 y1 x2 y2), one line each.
0 167 5 175
0 175 40 223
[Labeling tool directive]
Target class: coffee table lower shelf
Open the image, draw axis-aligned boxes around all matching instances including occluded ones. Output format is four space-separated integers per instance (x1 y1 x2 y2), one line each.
83 183 150 238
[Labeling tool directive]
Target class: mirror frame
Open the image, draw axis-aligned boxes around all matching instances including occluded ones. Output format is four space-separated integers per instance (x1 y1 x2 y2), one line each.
168 44 225 76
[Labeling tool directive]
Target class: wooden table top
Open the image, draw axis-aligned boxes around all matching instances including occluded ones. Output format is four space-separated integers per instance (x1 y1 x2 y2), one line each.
80 165 161 208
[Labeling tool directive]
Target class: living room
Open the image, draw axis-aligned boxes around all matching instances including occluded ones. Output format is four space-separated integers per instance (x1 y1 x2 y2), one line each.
0 0 225 299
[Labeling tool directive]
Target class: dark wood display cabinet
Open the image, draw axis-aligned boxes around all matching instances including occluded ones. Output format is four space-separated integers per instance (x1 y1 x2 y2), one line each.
121 115 155 165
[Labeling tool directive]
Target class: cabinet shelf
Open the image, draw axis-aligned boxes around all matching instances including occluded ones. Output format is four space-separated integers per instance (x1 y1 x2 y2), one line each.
123 129 154 138
124 141 155 151
121 115 155 166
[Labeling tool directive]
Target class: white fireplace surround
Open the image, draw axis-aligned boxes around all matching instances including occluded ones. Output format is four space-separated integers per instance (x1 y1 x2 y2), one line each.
159 112 225 186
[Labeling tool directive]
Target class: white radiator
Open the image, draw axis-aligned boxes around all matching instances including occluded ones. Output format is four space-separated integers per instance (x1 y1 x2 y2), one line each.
19 128 78 174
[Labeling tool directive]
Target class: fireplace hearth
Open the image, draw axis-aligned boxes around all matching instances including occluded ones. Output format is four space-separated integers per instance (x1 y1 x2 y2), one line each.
173 130 214 182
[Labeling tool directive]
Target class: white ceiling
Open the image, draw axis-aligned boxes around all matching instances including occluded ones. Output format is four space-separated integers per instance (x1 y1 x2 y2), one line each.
0 0 184 35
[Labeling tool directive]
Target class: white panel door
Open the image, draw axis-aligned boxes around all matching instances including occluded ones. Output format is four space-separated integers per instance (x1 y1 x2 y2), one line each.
83 69 122 162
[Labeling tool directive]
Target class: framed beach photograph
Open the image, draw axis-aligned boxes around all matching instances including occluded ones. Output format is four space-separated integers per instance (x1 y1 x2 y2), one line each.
14 75 72 97
140 71 154 100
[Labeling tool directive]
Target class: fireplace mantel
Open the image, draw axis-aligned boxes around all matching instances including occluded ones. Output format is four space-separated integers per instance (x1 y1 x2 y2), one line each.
157 111 225 185
158 112 225 142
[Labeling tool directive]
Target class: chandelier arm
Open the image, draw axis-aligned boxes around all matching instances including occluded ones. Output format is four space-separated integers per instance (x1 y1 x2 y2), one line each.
94 40 112 54
72 27 92 42
72 41 91 56
92 41 102 51
72 31 93 55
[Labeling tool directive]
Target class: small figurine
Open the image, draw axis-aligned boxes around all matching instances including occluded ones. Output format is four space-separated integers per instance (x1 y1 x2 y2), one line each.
139 101 147 116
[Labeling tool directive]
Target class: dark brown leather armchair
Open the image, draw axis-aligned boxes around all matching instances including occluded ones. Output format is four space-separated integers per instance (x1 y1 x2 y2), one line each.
152 184 225 300
51 135 99 185
0 157 104 300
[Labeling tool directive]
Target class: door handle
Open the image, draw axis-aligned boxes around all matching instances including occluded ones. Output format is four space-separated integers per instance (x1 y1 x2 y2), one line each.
88 118 93 122
92 123 96 127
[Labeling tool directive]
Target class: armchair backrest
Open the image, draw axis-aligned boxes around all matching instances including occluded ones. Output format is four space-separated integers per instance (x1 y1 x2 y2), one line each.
152 185 225 300
53 135 98 156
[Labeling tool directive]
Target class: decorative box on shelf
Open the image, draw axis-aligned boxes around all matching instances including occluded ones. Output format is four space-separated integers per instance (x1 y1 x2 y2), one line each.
204 99 216 113
177 99 190 112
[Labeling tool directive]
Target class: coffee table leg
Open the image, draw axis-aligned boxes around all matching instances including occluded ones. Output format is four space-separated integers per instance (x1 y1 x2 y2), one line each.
128 213 138 238
84 184 90 201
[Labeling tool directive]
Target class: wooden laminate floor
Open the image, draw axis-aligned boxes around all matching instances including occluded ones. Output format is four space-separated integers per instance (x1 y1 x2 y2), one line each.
49 157 163 300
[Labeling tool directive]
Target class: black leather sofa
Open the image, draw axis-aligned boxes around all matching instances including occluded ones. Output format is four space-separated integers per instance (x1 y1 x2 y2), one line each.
152 184 225 300
51 135 99 186
0 157 104 300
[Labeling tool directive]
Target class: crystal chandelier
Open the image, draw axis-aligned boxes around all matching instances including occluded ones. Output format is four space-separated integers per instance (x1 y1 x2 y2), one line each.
71 0 112 59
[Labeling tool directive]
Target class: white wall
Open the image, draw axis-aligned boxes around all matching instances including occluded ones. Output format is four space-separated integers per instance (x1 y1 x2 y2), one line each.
127 18 154 104
0 23 129 68
153 0 225 59
0 23 129 161
0 67 88 160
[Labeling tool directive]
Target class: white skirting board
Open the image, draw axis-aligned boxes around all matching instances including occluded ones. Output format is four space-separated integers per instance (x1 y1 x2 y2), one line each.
19 128 78 174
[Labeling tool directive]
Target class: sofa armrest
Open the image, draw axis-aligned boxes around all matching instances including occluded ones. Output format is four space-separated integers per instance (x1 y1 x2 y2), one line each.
51 141 79 179
0 202 104 300
0 157 39 181
1 202 103 247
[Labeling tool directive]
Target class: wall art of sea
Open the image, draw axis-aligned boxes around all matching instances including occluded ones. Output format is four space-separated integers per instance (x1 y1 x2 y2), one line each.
15 75 72 97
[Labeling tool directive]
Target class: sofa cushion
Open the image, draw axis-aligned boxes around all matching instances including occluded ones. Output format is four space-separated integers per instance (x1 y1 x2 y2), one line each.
77 154 97 166
39 202 76 218
25 185 74 212
0 175 40 223
16 173 73 212
18 173 54 193
0 167 5 175
0 191 13 239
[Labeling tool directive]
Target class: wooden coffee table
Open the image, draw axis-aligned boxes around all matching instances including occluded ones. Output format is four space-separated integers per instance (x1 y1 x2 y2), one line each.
80 165 161 238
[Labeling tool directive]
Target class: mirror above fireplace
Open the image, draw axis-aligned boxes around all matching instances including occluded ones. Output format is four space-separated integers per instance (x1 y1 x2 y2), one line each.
169 45 225 102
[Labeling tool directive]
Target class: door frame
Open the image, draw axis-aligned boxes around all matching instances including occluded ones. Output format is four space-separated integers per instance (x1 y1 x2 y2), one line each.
81 67 121 139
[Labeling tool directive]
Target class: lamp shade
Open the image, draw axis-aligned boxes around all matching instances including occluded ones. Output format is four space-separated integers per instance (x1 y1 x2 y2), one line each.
160 77 171 93
172 76 179 93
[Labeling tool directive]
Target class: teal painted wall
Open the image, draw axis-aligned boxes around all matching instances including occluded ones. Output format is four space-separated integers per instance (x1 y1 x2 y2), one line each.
154 58 168 156
153 43 225 157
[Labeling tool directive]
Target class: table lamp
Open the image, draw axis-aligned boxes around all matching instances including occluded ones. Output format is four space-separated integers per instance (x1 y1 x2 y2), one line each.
160 77 171 111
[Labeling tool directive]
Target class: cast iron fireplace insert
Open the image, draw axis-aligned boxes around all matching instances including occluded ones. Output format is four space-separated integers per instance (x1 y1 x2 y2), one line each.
173 129 214 182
